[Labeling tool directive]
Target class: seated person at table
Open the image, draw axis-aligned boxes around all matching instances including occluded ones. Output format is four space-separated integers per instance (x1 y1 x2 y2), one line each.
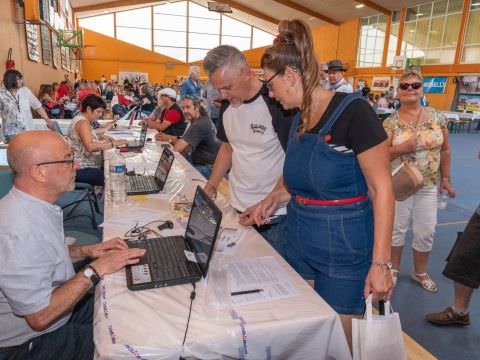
38 84 62 118
144 87 187 137
66 94 127 186
156 95 221 179
0 131 145 359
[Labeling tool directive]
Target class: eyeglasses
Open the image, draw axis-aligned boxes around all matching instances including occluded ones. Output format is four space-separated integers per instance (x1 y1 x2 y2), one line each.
37 158 75 167
262 68 284 92
399 82 422 91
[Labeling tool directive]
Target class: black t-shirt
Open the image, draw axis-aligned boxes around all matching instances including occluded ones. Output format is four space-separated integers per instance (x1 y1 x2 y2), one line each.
141 94 156 112
306 92 387 154
182 115 221 165
217 85 295 150
161 102 187 137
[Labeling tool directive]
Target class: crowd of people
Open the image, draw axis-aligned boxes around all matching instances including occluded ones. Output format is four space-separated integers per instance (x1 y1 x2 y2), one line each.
0 17 478 360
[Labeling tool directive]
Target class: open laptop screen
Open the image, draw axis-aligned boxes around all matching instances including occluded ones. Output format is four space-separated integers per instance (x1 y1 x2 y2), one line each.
138 123 147 145
154 147 174 186
185 187 222 276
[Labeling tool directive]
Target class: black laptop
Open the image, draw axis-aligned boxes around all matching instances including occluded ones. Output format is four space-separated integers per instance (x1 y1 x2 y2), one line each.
126 147 174 195
126 186 223 291
124 122 148 152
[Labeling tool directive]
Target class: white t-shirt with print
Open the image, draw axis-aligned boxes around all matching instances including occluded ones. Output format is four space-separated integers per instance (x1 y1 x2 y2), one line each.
222 95 286 214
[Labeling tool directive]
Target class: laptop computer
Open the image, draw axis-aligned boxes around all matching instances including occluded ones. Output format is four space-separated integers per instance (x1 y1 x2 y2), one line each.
125 147 174 195
126 186 223 291
51 120 63 135
124 122 148 152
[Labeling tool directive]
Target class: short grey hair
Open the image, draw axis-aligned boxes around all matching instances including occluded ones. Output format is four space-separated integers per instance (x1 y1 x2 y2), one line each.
189 65 200 75
203 45 248 76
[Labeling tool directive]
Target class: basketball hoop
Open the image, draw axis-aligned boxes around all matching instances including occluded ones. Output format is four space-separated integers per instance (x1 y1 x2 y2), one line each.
391 55 404 71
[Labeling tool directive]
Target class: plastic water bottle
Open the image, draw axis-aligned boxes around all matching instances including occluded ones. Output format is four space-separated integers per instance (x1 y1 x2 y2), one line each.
438 191 448 210
109 150 127 205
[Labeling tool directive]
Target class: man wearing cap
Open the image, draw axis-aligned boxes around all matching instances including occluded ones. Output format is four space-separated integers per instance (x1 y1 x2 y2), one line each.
145 87 187 137
180 65 202 99
325 59 353 93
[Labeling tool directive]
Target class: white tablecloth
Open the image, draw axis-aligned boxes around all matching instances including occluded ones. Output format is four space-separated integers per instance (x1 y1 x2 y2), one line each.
94 138 352 360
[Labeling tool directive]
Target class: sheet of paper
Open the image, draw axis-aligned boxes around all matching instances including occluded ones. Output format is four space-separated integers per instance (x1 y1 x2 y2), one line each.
100 207 169 231
228 256 299 306
215 228 249 256
220 208 241 230
105 130 135 139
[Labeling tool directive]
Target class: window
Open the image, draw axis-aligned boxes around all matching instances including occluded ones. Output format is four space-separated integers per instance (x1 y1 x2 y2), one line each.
402 0 463 65
386 11 400 66
78 14 114 38
357 14 387 67
77 1 274 63
252 28 275 48
462 2 480 63
116 8 152 50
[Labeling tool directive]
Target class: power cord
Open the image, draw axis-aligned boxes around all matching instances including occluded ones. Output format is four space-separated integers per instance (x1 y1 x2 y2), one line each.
179 282 196 360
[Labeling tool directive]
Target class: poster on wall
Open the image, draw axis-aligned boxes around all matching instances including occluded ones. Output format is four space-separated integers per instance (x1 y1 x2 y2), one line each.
372 77 391 91
51 32 61 69
25 24 40 62
458 75 480 94
423 77 447 93
40 25 52 65
119 71 149 84
456 94 480 113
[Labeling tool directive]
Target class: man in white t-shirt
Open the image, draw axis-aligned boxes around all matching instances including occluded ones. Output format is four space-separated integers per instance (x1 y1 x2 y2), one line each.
202 45 295 256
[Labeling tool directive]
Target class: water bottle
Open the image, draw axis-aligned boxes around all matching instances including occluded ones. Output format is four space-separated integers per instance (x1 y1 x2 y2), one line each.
438 191 448 210
109 150 127 205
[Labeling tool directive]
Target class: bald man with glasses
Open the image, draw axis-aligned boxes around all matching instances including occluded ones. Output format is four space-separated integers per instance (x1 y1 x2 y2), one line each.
0 131 145 359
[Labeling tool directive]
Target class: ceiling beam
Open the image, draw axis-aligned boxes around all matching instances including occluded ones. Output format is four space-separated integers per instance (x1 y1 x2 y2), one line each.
73 0 280 24
219 0 279 24
355 0 390 15
74 0 160 13
271 0 339 26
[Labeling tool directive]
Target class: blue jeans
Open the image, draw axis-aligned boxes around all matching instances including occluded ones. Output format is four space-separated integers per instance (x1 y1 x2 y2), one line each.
255 215 287 258
194 163 213 179
0 294 94 360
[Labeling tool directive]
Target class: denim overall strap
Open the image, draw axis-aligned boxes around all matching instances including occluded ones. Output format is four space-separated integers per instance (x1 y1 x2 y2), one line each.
288 112 301 141
319 94 364 135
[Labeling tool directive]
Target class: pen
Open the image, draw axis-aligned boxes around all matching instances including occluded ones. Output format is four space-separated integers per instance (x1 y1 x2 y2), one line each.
231 289 264 296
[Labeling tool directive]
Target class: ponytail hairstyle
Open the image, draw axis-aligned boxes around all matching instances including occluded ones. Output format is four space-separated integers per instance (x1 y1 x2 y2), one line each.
261 19 320 133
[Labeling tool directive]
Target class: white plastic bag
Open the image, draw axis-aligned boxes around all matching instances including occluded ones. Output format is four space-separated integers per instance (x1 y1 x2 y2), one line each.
352 295 407 360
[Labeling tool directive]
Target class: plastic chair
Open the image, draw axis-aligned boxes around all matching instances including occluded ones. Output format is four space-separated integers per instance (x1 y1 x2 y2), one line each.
60 182 102 230
0 169 14 199
445 113 460 133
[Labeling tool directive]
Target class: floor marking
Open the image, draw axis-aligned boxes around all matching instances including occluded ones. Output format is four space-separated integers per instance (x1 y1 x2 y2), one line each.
437 220 468 227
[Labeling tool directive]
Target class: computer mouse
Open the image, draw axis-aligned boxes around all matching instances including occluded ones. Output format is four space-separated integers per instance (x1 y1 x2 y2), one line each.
146 138 152 142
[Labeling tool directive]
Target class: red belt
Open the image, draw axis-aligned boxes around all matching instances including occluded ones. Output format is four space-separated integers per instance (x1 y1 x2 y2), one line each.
295 194 368 206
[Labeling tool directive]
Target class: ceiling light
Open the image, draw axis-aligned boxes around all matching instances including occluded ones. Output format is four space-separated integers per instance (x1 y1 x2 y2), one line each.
417 13 424 16
472 2 480 5
309 17 315 20
103 10 109 13
356 4 365 8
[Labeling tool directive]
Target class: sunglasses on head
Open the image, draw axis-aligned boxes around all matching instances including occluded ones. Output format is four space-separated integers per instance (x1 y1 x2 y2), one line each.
399 82 422 90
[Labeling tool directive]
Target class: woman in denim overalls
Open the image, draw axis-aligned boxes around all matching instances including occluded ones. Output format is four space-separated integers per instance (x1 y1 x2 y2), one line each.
248 20 395 346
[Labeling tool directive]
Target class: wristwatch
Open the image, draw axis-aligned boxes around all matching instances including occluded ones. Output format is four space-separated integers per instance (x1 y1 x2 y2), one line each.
83 265 101 286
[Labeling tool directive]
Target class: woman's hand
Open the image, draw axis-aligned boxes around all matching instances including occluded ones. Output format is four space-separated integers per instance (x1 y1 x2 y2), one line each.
364 265 394 301
439 179 456 198
245 193 282 226
398 136 417 154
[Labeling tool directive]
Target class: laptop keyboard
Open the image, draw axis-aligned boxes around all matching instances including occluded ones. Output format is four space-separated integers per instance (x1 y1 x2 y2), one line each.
145 236 192 281
128 176 158 192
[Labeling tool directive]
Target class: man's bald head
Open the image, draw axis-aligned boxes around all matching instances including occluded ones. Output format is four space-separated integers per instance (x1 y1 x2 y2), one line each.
8 131 68 177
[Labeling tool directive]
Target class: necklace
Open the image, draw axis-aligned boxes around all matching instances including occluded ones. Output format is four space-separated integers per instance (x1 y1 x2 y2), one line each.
399 108 423 133
7 90 20 111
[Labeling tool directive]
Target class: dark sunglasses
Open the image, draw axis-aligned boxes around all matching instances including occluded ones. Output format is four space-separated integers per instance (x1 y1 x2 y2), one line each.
37 158 75 167
262 68 284 91
399 82 422 90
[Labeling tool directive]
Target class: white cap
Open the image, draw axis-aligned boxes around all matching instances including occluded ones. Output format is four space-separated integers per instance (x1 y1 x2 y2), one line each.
159 87 176 99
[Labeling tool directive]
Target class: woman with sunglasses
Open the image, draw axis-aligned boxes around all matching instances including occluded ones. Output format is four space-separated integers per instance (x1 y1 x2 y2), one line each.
383 71 455 292
248 19 394 347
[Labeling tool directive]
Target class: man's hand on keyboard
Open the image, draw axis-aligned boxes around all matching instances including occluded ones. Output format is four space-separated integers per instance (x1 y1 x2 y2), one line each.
90 247 146 277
